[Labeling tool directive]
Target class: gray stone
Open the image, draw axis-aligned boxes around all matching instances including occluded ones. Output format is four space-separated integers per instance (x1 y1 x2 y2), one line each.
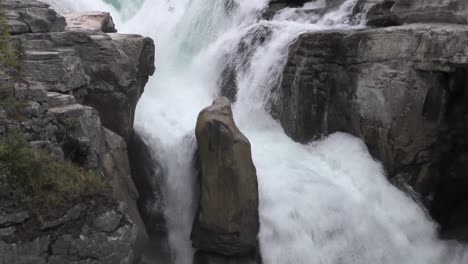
192 97 259 256
50 225 137 264
0 211 30 227
93 210 122 233
0 1 155 262
274 23 468 240
50 103 104 170
24 101 41 117
7 19 29 34
264 0 346 20
127 131 167 236
21 50 90 93
102 128 150 259
3 0 66 34
0 236 50 264
41 205 82 230
83 33 155 139
219 26 272 102
14 82 48 102
355 0 468 27
263 0 310 19
0 227 16 238
18 29 155 140
47 92 76 108
64 12 117 33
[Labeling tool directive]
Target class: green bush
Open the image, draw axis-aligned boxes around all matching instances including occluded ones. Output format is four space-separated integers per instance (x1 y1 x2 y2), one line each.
0 133 104 209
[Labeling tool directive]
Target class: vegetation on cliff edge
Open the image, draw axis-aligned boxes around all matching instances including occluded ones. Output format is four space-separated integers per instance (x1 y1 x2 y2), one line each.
0 133 105 212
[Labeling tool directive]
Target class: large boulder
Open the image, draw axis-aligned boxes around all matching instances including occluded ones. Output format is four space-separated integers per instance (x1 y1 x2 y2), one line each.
2 0 66 34
64 12 117 33
20 26 155 140
274 23 468 240
0 0 156 262
192 97 259 257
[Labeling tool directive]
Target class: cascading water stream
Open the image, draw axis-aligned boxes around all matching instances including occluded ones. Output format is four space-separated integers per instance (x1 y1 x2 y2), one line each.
48 0 468 263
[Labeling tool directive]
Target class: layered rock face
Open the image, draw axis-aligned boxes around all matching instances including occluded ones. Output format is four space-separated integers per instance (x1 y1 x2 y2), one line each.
0 0 155 262
356 0 468 27
263 0 310 18
3 0 66 34
274 0 468 240
20 19 155 140
192 97 260 263
64 12 117 33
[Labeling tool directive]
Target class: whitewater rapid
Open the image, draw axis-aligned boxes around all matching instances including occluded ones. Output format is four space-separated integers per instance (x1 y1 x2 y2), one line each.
47 0 468 263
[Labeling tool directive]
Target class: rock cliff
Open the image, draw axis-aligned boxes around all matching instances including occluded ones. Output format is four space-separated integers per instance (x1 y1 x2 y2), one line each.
355 0 468 27
272 0 468 241
0 0 155 262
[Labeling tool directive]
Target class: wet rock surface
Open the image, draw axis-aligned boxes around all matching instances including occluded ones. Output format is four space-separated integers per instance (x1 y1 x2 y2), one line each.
192 97 260 262
128 131 167 237
275 21 468 240
3 0 66 34
20 28 155 140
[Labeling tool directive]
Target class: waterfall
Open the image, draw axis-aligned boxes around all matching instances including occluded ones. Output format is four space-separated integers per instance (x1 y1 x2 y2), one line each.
47 0 468 263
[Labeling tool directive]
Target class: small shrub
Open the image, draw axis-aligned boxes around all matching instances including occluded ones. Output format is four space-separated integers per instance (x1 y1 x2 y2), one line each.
0 133 105 211
59 117 79 130
0 86 24 120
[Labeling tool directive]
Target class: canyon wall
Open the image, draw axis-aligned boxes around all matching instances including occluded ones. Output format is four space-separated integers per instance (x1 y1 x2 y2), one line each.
272 0 468 240
0 0 155 262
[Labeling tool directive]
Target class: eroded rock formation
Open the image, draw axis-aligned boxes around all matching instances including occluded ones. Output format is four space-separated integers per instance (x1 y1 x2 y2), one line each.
355 0 468 27
20 23 155 140
274 0 468 240
0 0 155 262
64 11 117 33
192 97 260 263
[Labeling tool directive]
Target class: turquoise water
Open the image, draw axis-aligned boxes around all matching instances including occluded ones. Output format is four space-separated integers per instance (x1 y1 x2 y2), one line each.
103 0 123 10
104 0 144 19
104 0 144 10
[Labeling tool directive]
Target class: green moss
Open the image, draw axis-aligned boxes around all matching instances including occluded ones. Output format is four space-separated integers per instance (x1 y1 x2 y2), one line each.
0 133 105 210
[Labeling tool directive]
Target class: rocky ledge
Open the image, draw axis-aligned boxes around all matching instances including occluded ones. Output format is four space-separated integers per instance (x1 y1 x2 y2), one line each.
0 0 155 263
269 0 468 241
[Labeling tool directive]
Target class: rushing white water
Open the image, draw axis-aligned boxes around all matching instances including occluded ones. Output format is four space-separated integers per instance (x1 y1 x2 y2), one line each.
47 0 468 263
